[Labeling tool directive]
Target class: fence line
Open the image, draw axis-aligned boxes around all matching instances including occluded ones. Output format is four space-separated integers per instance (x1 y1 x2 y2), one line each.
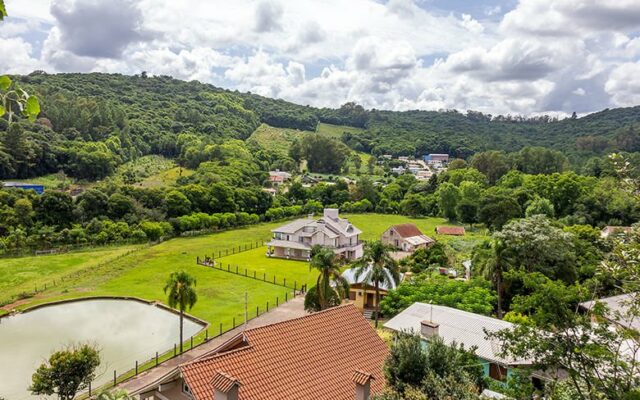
80 289 297 399
196 256 308 293
197 239 272 261
0 247 144 310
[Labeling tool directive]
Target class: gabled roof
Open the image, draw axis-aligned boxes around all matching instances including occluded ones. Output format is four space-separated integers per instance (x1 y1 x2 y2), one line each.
384 302 528 366
436 226 466 236
389 223 423 238
404 235 435 246
181 305 389 400
579 293 640 331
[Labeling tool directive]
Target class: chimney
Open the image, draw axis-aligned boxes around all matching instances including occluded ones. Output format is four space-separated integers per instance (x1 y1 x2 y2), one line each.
420 320 439 338
210 371 240 400
323 208 339 221
352 370 374 400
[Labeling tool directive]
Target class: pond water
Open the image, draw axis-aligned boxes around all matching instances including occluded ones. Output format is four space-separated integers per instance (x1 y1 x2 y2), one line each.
0 299 205 400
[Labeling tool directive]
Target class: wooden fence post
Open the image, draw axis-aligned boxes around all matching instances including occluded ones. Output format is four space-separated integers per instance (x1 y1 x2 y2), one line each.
135 360 138 375
156 352 159 366
113 370 116 387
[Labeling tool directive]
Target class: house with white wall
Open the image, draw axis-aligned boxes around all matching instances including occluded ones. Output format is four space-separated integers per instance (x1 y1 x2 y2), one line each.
266 209 363 261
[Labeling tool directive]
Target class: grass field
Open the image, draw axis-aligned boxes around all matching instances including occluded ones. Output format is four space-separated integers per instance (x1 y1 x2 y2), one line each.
0 214 487 321
316 122 365 138
247 124 310 157
0 245 141 309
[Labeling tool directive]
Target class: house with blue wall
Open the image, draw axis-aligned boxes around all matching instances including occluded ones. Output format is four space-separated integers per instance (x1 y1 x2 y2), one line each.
384 302 536 384
2 182 45 194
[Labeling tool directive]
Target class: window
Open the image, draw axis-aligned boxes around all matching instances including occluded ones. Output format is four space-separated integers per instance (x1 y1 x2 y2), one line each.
182 381 193 398
349 291 356 300
489 363 508 381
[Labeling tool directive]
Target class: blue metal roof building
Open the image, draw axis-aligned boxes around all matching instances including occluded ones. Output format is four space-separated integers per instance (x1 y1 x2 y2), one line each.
2 182 45 194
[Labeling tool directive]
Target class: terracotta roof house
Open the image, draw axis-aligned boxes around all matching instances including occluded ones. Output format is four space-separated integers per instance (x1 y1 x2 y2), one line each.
268 170 291 186
381 223 435 252
137 305 389 400
266 209 363 261
601 226 633 238
435 226 466 236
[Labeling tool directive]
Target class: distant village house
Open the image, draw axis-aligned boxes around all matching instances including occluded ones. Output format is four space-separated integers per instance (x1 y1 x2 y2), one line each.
601 226 633 238
268 170 291 186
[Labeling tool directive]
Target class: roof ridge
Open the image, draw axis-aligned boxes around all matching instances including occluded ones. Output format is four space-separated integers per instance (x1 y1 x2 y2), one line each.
244 304 358 334
413 302 511 326
184 344 254 367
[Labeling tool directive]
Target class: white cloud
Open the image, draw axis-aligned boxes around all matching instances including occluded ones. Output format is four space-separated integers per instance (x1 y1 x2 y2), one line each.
460 14 484 34
2 0 640 115
0 37 45 73
605 62 640 106
501 0 640 37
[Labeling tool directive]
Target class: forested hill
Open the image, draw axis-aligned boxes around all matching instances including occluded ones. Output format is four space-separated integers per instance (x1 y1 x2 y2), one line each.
3 72 640 180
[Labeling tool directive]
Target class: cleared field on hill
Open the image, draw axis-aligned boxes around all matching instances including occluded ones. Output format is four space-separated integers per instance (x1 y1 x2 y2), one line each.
0 215 486 322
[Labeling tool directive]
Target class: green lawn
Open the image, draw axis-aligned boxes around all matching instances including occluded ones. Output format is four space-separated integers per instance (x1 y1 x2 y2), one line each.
0 214 486 321
216 248 317 289
0 245 141 309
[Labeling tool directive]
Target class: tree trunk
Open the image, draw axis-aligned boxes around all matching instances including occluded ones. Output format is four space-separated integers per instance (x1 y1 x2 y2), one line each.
374 282 380 328
496 267 503 319
179 308 184 353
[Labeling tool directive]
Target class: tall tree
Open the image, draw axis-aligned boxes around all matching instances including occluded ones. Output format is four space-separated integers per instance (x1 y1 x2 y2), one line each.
30 344 100 400
307 245 349 311
351 240 400 327
164 271 198 353
472 238 509 318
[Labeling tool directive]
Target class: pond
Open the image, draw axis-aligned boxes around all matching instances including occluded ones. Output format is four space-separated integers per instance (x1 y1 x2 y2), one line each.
0 298 205 400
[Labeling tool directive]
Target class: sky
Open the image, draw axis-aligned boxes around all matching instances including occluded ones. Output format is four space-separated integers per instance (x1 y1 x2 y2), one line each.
2 0 640 116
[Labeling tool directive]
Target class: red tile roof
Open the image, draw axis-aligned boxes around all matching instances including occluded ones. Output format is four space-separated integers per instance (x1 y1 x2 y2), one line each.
181 305 389 400
390 223 424 238
436 226 466 236
352 370 375 385
210 371 241 392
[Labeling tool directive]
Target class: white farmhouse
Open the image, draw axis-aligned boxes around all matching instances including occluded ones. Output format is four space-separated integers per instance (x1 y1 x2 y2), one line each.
266 209 363 261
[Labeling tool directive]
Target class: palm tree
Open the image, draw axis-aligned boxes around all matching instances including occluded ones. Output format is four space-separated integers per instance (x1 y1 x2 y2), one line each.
164 271 198 353
97 390 133 400
472 238 508 319
309 245 349 310
351 240 400 328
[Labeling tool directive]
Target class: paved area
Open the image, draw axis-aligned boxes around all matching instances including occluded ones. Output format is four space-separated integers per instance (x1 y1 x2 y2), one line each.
118 296 306 394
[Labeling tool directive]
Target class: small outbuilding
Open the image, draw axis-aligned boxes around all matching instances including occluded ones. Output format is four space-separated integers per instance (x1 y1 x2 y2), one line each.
436 226 466 236
381 223 435 252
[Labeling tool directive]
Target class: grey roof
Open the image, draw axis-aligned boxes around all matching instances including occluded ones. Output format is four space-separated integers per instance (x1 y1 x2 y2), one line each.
271 218 314 234
271 212 361 238
579 293 640 331
341 266 400 291
384 302 528 365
